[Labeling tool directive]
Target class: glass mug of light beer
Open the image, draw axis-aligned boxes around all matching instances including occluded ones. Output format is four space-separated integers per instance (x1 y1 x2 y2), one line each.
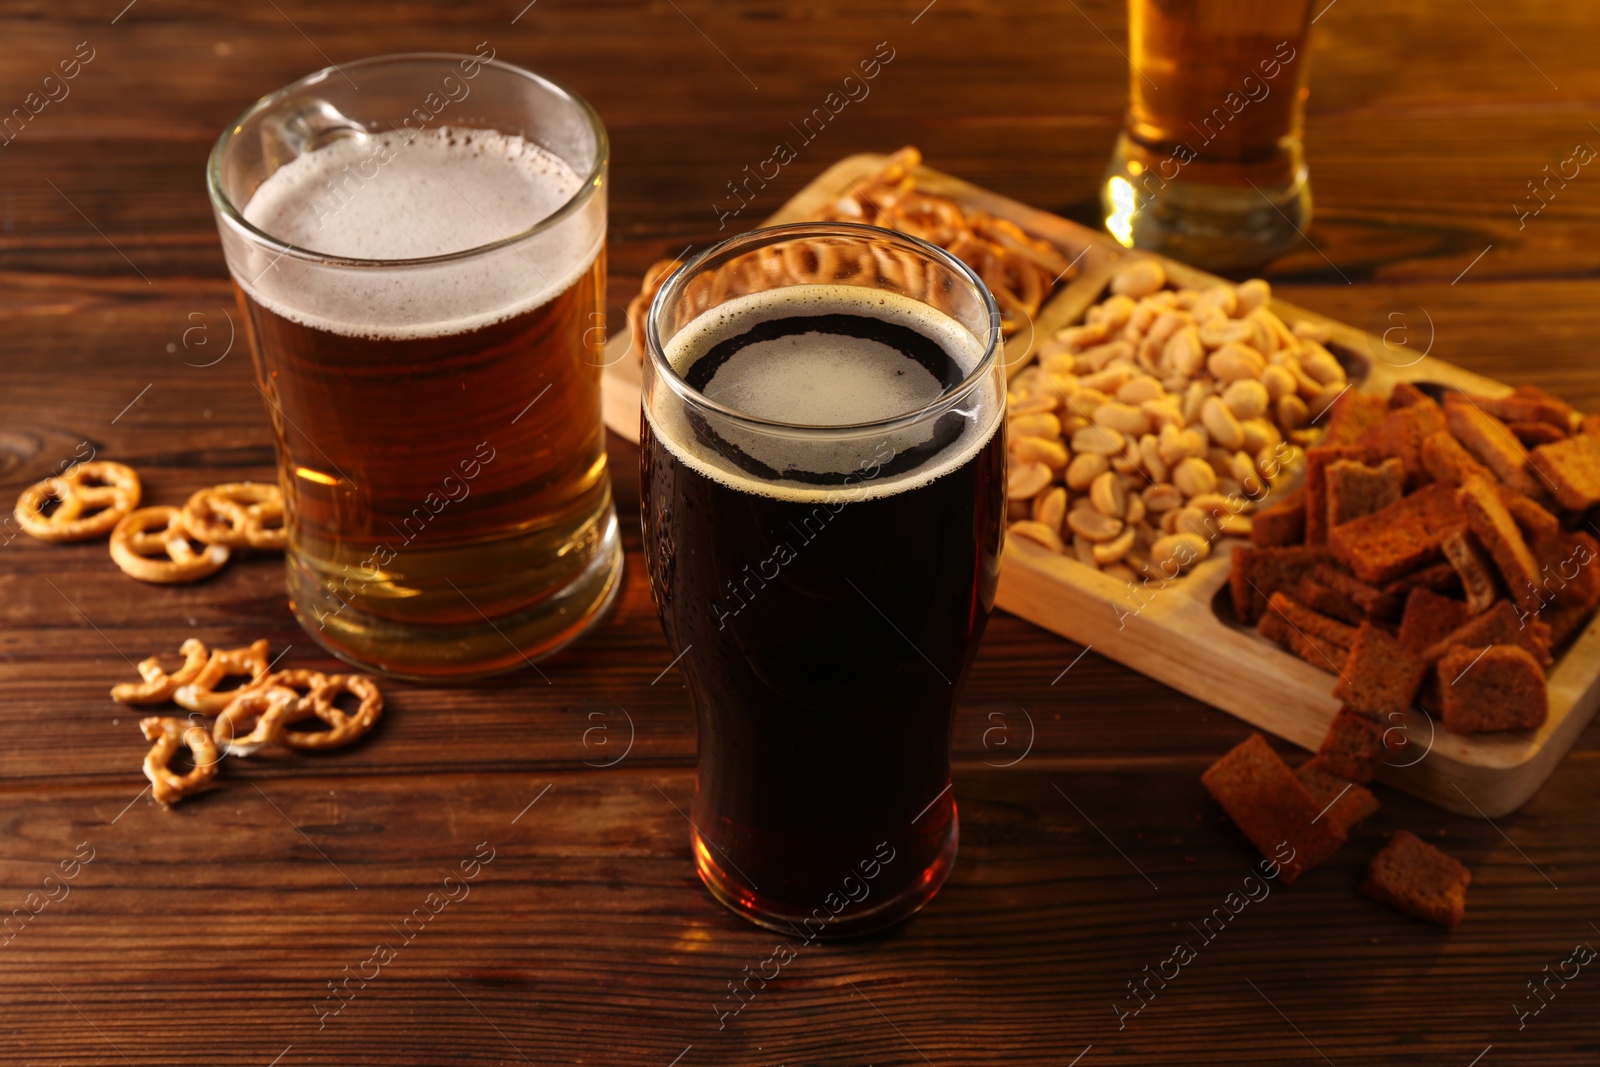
641 223 1005 935
208 54 620 679
1102 0 1315 269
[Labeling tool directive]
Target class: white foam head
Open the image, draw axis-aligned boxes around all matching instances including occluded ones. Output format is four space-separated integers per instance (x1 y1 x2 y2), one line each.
232 126 602 340
646 285 1003 504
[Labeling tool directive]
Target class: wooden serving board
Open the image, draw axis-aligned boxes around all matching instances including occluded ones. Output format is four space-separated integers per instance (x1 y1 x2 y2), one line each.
601 153 1600 817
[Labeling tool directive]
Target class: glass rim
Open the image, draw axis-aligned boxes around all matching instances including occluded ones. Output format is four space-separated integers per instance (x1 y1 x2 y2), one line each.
645 221 1004 436
205 52 609 270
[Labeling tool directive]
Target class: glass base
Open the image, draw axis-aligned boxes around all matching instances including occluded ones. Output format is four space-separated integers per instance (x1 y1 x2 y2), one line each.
692 808 958 940
1102 131 1312 272
288 506 624 683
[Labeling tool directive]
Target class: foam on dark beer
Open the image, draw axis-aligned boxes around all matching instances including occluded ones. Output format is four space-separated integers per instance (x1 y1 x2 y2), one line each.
648 284 1003 504
238 126 602 340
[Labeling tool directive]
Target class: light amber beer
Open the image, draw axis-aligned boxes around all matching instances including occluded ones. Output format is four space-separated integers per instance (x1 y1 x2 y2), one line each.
210 57 619 678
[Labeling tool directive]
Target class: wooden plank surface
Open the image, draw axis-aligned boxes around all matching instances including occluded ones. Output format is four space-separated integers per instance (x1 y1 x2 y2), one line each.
2 1 1599 1063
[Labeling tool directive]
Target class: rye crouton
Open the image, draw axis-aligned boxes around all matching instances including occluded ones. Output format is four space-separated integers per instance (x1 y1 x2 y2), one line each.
1511 421 1567 448
1437 644 1549 733
1389 381 1430 409
1356 397 1447 489
1440 529 1500 614
1529 529 1600 646
1527 432 1600 512
1316 705 1399 783
1423 600 1553 666
1251 485 1307 546
1381 561 1462 600
1201 733 1347 885
1360 830 1470 928
1470 385 1575 430
1305 445 1374 545
1397 587 1472 652
1296 760 1380 833
1458 478 1543 613
1500 487 1562 543
1328 483 1467 585
1332 623 1429 718
1229 544 1333 623
1443 395 1544 499
1420 430 1494 488
1323 391 1391 448
1295 565 1399 625
1258 592 1358 673
1326 458 1406 529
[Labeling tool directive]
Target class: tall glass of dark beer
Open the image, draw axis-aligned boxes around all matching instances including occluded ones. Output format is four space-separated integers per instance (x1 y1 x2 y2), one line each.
208 54 620 679
641 223 1005 935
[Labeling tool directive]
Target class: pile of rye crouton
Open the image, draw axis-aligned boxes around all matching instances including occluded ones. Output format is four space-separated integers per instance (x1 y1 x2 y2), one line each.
1202 380 1600 928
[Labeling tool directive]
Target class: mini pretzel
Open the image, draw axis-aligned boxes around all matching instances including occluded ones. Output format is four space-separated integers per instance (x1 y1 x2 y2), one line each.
110 506 230 584
173 639 271 715
180 482 286 550
140 716 219 806
277 674 383 750
111 638 209 705
14 461 142 543
213 686 300 756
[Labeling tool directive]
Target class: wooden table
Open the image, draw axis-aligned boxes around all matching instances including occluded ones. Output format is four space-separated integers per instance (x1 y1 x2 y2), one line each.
4 2 1597 1063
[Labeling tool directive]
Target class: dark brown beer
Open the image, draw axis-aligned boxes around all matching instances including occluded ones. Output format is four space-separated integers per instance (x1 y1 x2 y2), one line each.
642 284 1004 935
235 126 619 678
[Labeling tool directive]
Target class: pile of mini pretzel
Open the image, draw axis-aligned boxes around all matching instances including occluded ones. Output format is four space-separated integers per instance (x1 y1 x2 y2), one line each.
13 460 284 582
626 146 1077 354
112 637 383 806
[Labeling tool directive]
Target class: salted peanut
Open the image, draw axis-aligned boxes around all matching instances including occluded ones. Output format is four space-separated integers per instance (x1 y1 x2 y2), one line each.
1173 456 1219 497
1137 434 1169 482
1300 342 1345 385
1055 322 1108 352
1287 358 1325 397
1194 286 1239 319
1170 506 1215 539
1087 294 1136 331
1009 394 1059 417
1235 279 1271 315
1094 401 1151 438
1158 425 1206 465
1010 519 1066 554
1009 413 1061 439
1068 505 1125 543
1011 367 1045 394
1031 486 1067 532
1124 491 1147 526
1277 393 1309 430
1117 374 1166 404
1232 451 1264 493
1072 532 1097 565
1038 351 1078 378
1145 309 1189 349
1111 258 1166 298
1066 451 1110 490
1240 417 1280 454
1202 396 1246 451
1222 379 1269 421
1205 446 1237 476
1308 383 1347 417
1111 453 1141 476
1261 363 1297 401
1007 461 1052 499
1128 301 1162 334
1081 364 1135 394
1182 380 1211 425
1291 319 1332 344
1062 413 1091 436
1141 397 1185 433
1150 532 1211 575
1135 336 1164 375
1092 525 1137 564
1103 562 1141 583
1065 387 1112 419
1256 307 1298 350
1084 341 1137 372
1198 319 1255 349
1090 470 1127 518
1045 371 1082 397
1207 343 1266 382
1162 326 1206 378
1073 425 1127 456
1142 482 1184 514
1012 435 1068 470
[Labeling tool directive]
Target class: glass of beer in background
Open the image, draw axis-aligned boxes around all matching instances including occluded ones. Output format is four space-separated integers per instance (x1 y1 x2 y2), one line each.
1101 0 1315 269
208 54 620 680
641 223 1005 936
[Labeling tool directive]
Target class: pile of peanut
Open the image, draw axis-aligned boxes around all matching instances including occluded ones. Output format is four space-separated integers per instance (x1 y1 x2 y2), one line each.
1006 259 1344 582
